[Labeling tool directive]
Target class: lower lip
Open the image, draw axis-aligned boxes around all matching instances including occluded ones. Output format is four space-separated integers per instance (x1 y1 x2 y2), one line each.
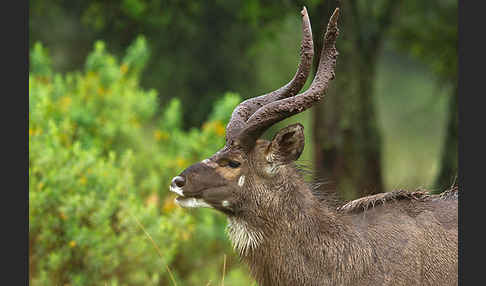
175 196 190 204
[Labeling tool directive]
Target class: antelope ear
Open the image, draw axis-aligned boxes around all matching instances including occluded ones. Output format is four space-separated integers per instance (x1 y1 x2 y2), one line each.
267 123 305 164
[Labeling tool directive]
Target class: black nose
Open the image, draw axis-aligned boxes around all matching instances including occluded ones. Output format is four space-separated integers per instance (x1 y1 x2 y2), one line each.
171 176 186 188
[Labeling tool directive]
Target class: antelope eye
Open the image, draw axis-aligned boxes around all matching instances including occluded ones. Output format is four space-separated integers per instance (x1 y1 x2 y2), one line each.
228 160 241 168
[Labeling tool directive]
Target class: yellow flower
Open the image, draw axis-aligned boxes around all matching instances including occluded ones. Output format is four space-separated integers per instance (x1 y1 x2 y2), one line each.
97 87 106 95
162 196 176 213
214 121 225 137
120 64 129 74
60 96 72 111
153 130 169 141
203 121 225 137
69 241 77 248
182 231 191 241
153 130 162 141
176 157 187 168
29 128 43 136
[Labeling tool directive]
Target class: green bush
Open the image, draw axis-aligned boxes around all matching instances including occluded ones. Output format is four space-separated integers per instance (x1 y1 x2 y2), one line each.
29 37 249 285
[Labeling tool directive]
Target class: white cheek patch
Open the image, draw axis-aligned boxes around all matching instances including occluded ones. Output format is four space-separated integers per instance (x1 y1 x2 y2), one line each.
201 158 211 165
238 175 245 187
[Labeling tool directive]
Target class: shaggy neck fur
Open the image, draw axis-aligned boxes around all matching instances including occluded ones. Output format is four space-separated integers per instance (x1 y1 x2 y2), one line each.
225 169 373 286
226 216 264 256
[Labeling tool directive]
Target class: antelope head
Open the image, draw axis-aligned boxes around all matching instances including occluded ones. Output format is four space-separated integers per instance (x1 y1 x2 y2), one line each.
170 7 339 218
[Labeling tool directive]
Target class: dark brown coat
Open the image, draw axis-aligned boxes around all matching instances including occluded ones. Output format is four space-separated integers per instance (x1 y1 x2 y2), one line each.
170 7 458 285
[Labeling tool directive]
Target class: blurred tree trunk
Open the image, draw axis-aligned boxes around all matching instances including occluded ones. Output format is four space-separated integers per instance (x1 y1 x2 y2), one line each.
435 86 458 191
310 0 401 200
384 0 458 194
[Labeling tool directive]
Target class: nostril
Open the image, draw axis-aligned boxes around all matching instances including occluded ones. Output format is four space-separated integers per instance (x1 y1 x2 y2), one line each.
172 176 186 188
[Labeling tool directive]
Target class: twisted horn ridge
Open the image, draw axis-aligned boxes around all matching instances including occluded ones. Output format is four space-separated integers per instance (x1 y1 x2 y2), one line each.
236 8 340 150
225 7 314 142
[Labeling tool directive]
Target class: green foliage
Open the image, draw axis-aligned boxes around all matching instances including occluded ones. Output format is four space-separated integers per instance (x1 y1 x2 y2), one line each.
30 42 52 77
390 0 457 83
389 0 458 190
28 0 302 127
122 35 150 76
29 38 245 285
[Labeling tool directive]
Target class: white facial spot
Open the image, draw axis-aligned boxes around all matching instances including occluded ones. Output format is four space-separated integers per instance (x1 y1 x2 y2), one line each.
222 200 231 207
238 175 245 187
201 158 218 168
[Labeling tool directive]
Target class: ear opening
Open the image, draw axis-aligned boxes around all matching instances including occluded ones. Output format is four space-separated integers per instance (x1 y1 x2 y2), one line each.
267 123 305 164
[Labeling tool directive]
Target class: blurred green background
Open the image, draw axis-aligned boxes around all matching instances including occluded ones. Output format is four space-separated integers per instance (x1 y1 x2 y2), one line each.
29 0 457 285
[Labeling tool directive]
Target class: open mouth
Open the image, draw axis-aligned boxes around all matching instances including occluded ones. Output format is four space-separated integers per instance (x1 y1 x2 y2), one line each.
174 196 212 208
170 186 213 209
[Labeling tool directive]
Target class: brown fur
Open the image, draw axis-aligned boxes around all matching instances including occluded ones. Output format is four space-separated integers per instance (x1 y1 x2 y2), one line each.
337 188 432 213
237 159 458 286
170 7 457 284
173 132 458 286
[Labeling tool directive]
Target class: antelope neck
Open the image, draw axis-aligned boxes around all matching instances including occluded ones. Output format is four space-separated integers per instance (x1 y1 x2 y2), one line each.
225 179 338 255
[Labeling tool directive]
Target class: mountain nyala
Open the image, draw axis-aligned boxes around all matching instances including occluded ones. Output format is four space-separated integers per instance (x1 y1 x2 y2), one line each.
170 7 458 286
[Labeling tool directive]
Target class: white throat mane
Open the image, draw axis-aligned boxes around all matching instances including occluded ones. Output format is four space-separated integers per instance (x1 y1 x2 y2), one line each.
226 217 264 256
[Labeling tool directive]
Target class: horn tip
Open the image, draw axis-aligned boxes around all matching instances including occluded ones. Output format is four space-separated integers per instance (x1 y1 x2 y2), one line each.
301 6 308 16
331 8 340 22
